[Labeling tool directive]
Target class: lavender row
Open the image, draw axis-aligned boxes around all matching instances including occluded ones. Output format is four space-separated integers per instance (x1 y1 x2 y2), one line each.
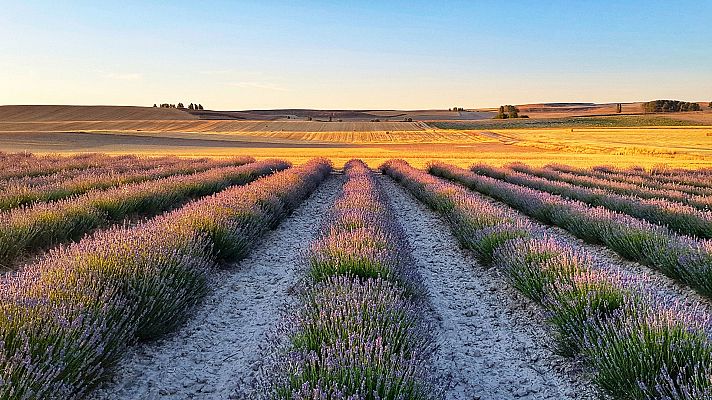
0 155 239 191
262 160 438 399
0 152 175 181
0 154 183 190
382 159 712 399
546 163 712 196
0 158 332 399
584 164 712 187
508 163 712 210
0 159 288 269
471 163 712 239
0 156 255 210
430 162 712 300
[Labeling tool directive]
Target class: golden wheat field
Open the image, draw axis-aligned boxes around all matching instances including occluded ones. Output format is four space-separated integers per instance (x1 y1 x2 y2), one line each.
2 126 710 169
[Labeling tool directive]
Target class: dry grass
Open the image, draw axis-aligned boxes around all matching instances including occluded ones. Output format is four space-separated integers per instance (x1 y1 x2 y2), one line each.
497 127 712 158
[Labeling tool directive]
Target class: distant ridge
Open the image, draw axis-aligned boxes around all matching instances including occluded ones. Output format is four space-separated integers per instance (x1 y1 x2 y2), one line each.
0 105 197 122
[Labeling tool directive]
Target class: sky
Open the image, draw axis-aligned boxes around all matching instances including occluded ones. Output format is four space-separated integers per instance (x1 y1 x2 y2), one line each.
1 1 710 110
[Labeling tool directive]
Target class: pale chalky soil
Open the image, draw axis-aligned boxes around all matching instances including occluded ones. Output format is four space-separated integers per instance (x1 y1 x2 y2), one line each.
91 175 342 400
381 174 600 400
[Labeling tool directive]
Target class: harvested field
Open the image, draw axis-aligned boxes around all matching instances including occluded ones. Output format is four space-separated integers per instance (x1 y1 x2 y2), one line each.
0 120 429 134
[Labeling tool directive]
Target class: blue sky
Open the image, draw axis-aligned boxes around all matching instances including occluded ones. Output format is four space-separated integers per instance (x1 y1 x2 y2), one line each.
1 1 710 109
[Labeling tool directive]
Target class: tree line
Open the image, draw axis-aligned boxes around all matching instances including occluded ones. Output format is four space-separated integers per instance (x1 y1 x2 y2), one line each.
494 105 528 119
154 103 204 110
641 100 701 113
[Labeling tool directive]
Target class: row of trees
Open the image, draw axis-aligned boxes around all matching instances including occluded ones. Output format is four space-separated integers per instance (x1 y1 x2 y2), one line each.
153 103 204 110
641 100 701 113
494 105 528 119
449 107 465 111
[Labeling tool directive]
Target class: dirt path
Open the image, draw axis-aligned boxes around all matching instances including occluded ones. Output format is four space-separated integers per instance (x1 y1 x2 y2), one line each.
380 175 600 400
91 175 342 400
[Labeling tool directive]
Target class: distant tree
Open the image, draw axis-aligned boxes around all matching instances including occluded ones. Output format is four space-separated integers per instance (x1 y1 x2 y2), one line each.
153 104 157 108
642 100 701 113
494 105 521 119
709 102 712 108
188 103 194 110
177 103 185 109
198 104 204 110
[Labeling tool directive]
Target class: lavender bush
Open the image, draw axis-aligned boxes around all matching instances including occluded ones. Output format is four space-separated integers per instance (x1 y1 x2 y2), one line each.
262 159 438 400
429 162 712 300
0 158 289 269
552 163 712 192
0 156 254 210
471 163 712 238
382 159 712 399
0 152 137 180
582 301 712 399
546 163 712 197
508 162 712 210
0 159 332 399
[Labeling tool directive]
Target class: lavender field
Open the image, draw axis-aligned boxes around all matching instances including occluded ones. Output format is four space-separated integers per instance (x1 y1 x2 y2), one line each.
1 152 711 399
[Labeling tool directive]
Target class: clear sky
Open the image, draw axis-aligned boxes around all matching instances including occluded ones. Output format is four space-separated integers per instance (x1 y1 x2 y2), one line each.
1 1 710 110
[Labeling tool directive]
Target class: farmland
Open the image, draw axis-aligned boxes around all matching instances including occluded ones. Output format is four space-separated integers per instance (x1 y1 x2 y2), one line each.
1 105 712 170
7 0 712 397
1 150 711 400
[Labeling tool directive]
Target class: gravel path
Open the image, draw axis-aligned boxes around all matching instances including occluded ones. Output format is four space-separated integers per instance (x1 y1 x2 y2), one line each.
91 175 342 400
381 175 600 400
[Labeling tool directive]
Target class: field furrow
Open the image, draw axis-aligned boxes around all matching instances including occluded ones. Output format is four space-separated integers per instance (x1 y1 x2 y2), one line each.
383 160 712 399
0 159 332 399
259 160 438 398
430 163 712 300
510 163 712 210
546 164 712 195
0 156 254 210
0 153 171 181
380 174 599 400
91 173 341 400
0 159 288 269
471 164 712 238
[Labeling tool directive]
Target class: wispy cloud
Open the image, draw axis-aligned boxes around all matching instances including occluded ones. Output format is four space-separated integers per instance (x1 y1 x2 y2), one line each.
228 81 288 91
104 72 143 81
199 69 234 75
